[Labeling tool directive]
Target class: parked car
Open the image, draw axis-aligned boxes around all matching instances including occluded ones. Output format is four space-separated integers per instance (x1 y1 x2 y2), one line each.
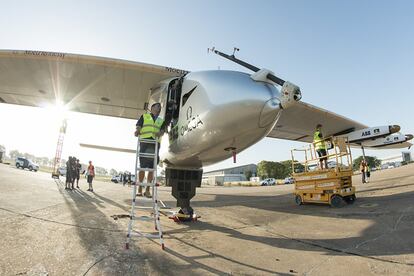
260 178 276 186
284 177 295 184
58 167 67 176
111 173 136 183
15 157 39 172
111 174 122 183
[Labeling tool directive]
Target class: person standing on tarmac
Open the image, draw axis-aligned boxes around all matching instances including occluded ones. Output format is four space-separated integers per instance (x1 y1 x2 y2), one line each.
122 171 126 187
313 124 328 170
75 159 81 188
127 172 132 187
360 159 367 183
65 156 72 190
70 157 77 189
134 102 165 198
366 165 371 183
87 161 95 192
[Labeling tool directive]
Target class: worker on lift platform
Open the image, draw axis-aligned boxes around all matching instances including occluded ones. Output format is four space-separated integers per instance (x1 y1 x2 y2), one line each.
313 124 328 170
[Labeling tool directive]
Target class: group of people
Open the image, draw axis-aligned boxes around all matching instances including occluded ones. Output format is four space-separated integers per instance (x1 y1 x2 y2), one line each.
65 157 82 190
65 157 95 192
121 172 133 187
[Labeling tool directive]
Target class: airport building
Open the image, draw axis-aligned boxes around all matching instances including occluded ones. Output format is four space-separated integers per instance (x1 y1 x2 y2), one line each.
202 164 257 186
381 151 412 163
380 151 412 168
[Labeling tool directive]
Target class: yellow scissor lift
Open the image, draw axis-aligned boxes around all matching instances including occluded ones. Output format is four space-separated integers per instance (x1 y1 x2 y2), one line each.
291 136 356 207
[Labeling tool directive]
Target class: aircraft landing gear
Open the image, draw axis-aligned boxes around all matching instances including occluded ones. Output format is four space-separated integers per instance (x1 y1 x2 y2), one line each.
166 168 202 223
169 207 199 223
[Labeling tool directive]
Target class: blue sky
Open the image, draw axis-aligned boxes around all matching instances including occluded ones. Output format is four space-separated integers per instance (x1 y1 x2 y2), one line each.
0 1 413 171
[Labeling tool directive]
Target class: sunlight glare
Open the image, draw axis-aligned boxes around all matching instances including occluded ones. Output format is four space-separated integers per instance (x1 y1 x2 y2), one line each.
44 100 68 121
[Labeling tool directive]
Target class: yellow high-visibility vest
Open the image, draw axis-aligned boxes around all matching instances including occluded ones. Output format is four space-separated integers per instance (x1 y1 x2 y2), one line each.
140 113 164 142
313 130 326 150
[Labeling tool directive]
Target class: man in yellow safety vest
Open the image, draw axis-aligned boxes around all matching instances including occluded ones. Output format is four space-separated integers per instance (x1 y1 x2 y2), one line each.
134 103 165 197
313 124 328 170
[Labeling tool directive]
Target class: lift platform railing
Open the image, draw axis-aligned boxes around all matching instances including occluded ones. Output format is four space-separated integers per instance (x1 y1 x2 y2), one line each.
291 136 353 174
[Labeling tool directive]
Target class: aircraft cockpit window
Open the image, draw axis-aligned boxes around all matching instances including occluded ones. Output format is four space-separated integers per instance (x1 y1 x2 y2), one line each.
181 85 197 107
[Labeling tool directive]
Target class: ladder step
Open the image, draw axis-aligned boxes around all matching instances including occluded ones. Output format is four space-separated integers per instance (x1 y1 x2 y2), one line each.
134 204 165 210
135 182 157 187
138 153 156 158
136 168 156 172
131 232 161 239
139 139 157 144
135 206 155 210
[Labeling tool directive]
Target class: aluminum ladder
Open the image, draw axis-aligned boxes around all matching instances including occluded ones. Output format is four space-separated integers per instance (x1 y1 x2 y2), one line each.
125 137 165 250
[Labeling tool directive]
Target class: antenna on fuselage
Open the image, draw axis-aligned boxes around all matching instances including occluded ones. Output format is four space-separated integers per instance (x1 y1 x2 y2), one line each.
208 47 285 87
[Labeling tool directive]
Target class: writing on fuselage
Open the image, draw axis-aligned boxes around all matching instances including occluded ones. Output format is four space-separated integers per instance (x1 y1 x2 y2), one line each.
362 128 380 137
165 67 189 76
168 106 204 142
181 114 203 136
24 50 65 59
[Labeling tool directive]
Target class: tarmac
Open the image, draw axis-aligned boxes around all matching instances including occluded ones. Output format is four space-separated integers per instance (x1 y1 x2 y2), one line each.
0 163 413 276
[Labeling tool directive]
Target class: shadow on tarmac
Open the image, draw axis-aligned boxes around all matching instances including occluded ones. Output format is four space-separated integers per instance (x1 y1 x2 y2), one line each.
53 179 150 274
54 179 283 275
167 184 414 263
51 172 414 275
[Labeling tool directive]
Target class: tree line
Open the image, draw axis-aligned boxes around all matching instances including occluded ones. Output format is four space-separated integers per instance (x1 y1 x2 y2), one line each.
256 156 381 179
257 160 304 179
352 156 381 171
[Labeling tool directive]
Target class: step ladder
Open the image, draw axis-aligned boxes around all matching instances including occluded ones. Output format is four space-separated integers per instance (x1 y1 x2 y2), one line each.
125 138 165 250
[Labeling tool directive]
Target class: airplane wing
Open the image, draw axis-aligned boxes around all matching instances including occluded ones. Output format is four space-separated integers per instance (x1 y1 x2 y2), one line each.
0 50 188 119
267 101 412 149
267 101 366 142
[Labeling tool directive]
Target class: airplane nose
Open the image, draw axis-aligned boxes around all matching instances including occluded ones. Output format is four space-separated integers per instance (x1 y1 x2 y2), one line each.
293 90 302 101
259 97 281 128
389 125 401 133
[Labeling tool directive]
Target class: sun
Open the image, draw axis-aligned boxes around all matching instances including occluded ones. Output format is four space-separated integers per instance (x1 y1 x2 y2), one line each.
44 100 68 119
40 100 69 126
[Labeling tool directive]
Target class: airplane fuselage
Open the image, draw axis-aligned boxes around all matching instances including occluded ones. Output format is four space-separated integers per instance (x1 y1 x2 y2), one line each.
148 70 285 169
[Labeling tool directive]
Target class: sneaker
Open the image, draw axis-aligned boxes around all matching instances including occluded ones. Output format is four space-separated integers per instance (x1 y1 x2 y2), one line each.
136 192 143 197
144 191 152 198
